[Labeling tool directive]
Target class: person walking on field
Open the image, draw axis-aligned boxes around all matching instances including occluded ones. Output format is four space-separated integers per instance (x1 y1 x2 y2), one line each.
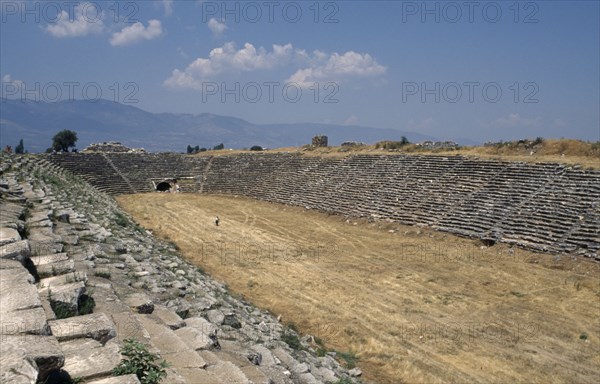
215 216 220 226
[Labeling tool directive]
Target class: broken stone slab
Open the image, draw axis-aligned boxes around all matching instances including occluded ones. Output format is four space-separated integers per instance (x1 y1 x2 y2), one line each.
0 271 41 313
206 309 225 325
205 360 251 384
28 239 64 255
152 305 185 330
30 253 69 266
183 316 217 337
0 258 25 270
0 240 31 260
39 272 87 288
27 210 52 224
49 312 116 344
87 374 141 384
61 338 121 381
174 326 213 351
36 259 75 278
0 335 64 382
0 307 50 336
40 281 86 315
0 263 36 285
0 227 21 246
124 292 154 314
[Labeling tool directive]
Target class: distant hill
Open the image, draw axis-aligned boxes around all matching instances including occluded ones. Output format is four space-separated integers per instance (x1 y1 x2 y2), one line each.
0 98 444 152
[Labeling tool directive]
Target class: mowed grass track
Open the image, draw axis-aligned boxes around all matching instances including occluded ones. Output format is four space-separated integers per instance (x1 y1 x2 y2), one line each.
117 193 600 384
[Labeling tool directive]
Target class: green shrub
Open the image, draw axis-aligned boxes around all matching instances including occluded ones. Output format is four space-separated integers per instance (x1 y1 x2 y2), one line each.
113 338 169 384
250 145 263 151
336 350 359 369
114 212 130 227
282 327 303 351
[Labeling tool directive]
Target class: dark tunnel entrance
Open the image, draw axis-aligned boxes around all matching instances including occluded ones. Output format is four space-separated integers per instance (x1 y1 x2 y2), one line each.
156 181 172 192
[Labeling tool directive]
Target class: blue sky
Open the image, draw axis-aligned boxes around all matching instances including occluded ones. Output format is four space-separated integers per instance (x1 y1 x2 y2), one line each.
1 0 599 143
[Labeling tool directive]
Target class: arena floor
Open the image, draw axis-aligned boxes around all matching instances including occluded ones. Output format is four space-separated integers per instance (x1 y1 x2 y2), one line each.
117 193 600 384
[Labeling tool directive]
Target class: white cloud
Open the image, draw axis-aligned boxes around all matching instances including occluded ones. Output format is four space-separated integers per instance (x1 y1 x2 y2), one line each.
161 0 174 16
287 51 386 88
208 18 227 36
1 74 25 95
343 115 359 125
110 20 164 46
407 117 436 130
164 42 294 89
45 2 105 38
491 113 542 128
164 42 386 90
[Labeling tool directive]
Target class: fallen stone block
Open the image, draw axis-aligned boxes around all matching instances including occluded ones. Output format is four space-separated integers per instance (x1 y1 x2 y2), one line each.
36 259 75 278
0 335 64 382
61 338 121 381
39 272 87 288
0 272 41 313
174 326 213 351
49 312 116 344
0 240 30 260
152 305 185 330
124 292 154 314
40 281 86 316
0 227 21 246
30 253 69 266
0 307 50 336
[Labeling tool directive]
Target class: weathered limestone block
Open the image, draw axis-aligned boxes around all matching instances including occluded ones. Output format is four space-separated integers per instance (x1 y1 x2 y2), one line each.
0 270 41 312
49 312 116 344
39 272 87 288
36 259 75 277
174 326 213 351
30 253 69 266
0 307 49 336
0 227 21 246
124 292 154 314
0 240 30 260
40 281 86 315
0 335 64 383
152 305 185 330
61 338 121 381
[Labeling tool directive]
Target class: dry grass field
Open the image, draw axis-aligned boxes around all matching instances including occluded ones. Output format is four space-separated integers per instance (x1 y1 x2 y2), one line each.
195 139 600 170
117 193 600 384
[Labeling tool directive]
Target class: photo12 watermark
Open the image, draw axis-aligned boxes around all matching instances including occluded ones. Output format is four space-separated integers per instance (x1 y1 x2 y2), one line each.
397 320 540 345
1 1 139 23
401 81 539 104
400 1 539 24
196 240 340 266
201 1 340 24
0 80 140 104
198 81 339 104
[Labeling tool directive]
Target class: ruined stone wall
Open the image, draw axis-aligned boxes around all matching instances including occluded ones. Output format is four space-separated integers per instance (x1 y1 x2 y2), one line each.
46 152 600 259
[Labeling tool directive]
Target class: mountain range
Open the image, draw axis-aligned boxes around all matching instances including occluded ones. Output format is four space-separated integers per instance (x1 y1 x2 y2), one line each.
1 98 468 153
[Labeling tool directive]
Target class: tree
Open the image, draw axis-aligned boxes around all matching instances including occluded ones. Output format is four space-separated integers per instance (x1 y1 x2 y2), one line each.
250 145 263 151
400 136 410 145
194 145 200 153
52 130 78 152
186 145 193 154
15 139 24 154
213 143 224 150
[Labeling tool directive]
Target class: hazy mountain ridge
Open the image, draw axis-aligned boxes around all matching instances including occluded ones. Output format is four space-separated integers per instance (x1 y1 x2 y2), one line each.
0 98 447 152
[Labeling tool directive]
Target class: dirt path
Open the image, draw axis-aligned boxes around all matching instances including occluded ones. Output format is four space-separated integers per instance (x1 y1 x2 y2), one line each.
118 193 600 384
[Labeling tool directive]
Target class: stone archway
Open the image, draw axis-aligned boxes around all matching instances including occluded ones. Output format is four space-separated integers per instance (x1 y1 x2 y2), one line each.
156 181 171 192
